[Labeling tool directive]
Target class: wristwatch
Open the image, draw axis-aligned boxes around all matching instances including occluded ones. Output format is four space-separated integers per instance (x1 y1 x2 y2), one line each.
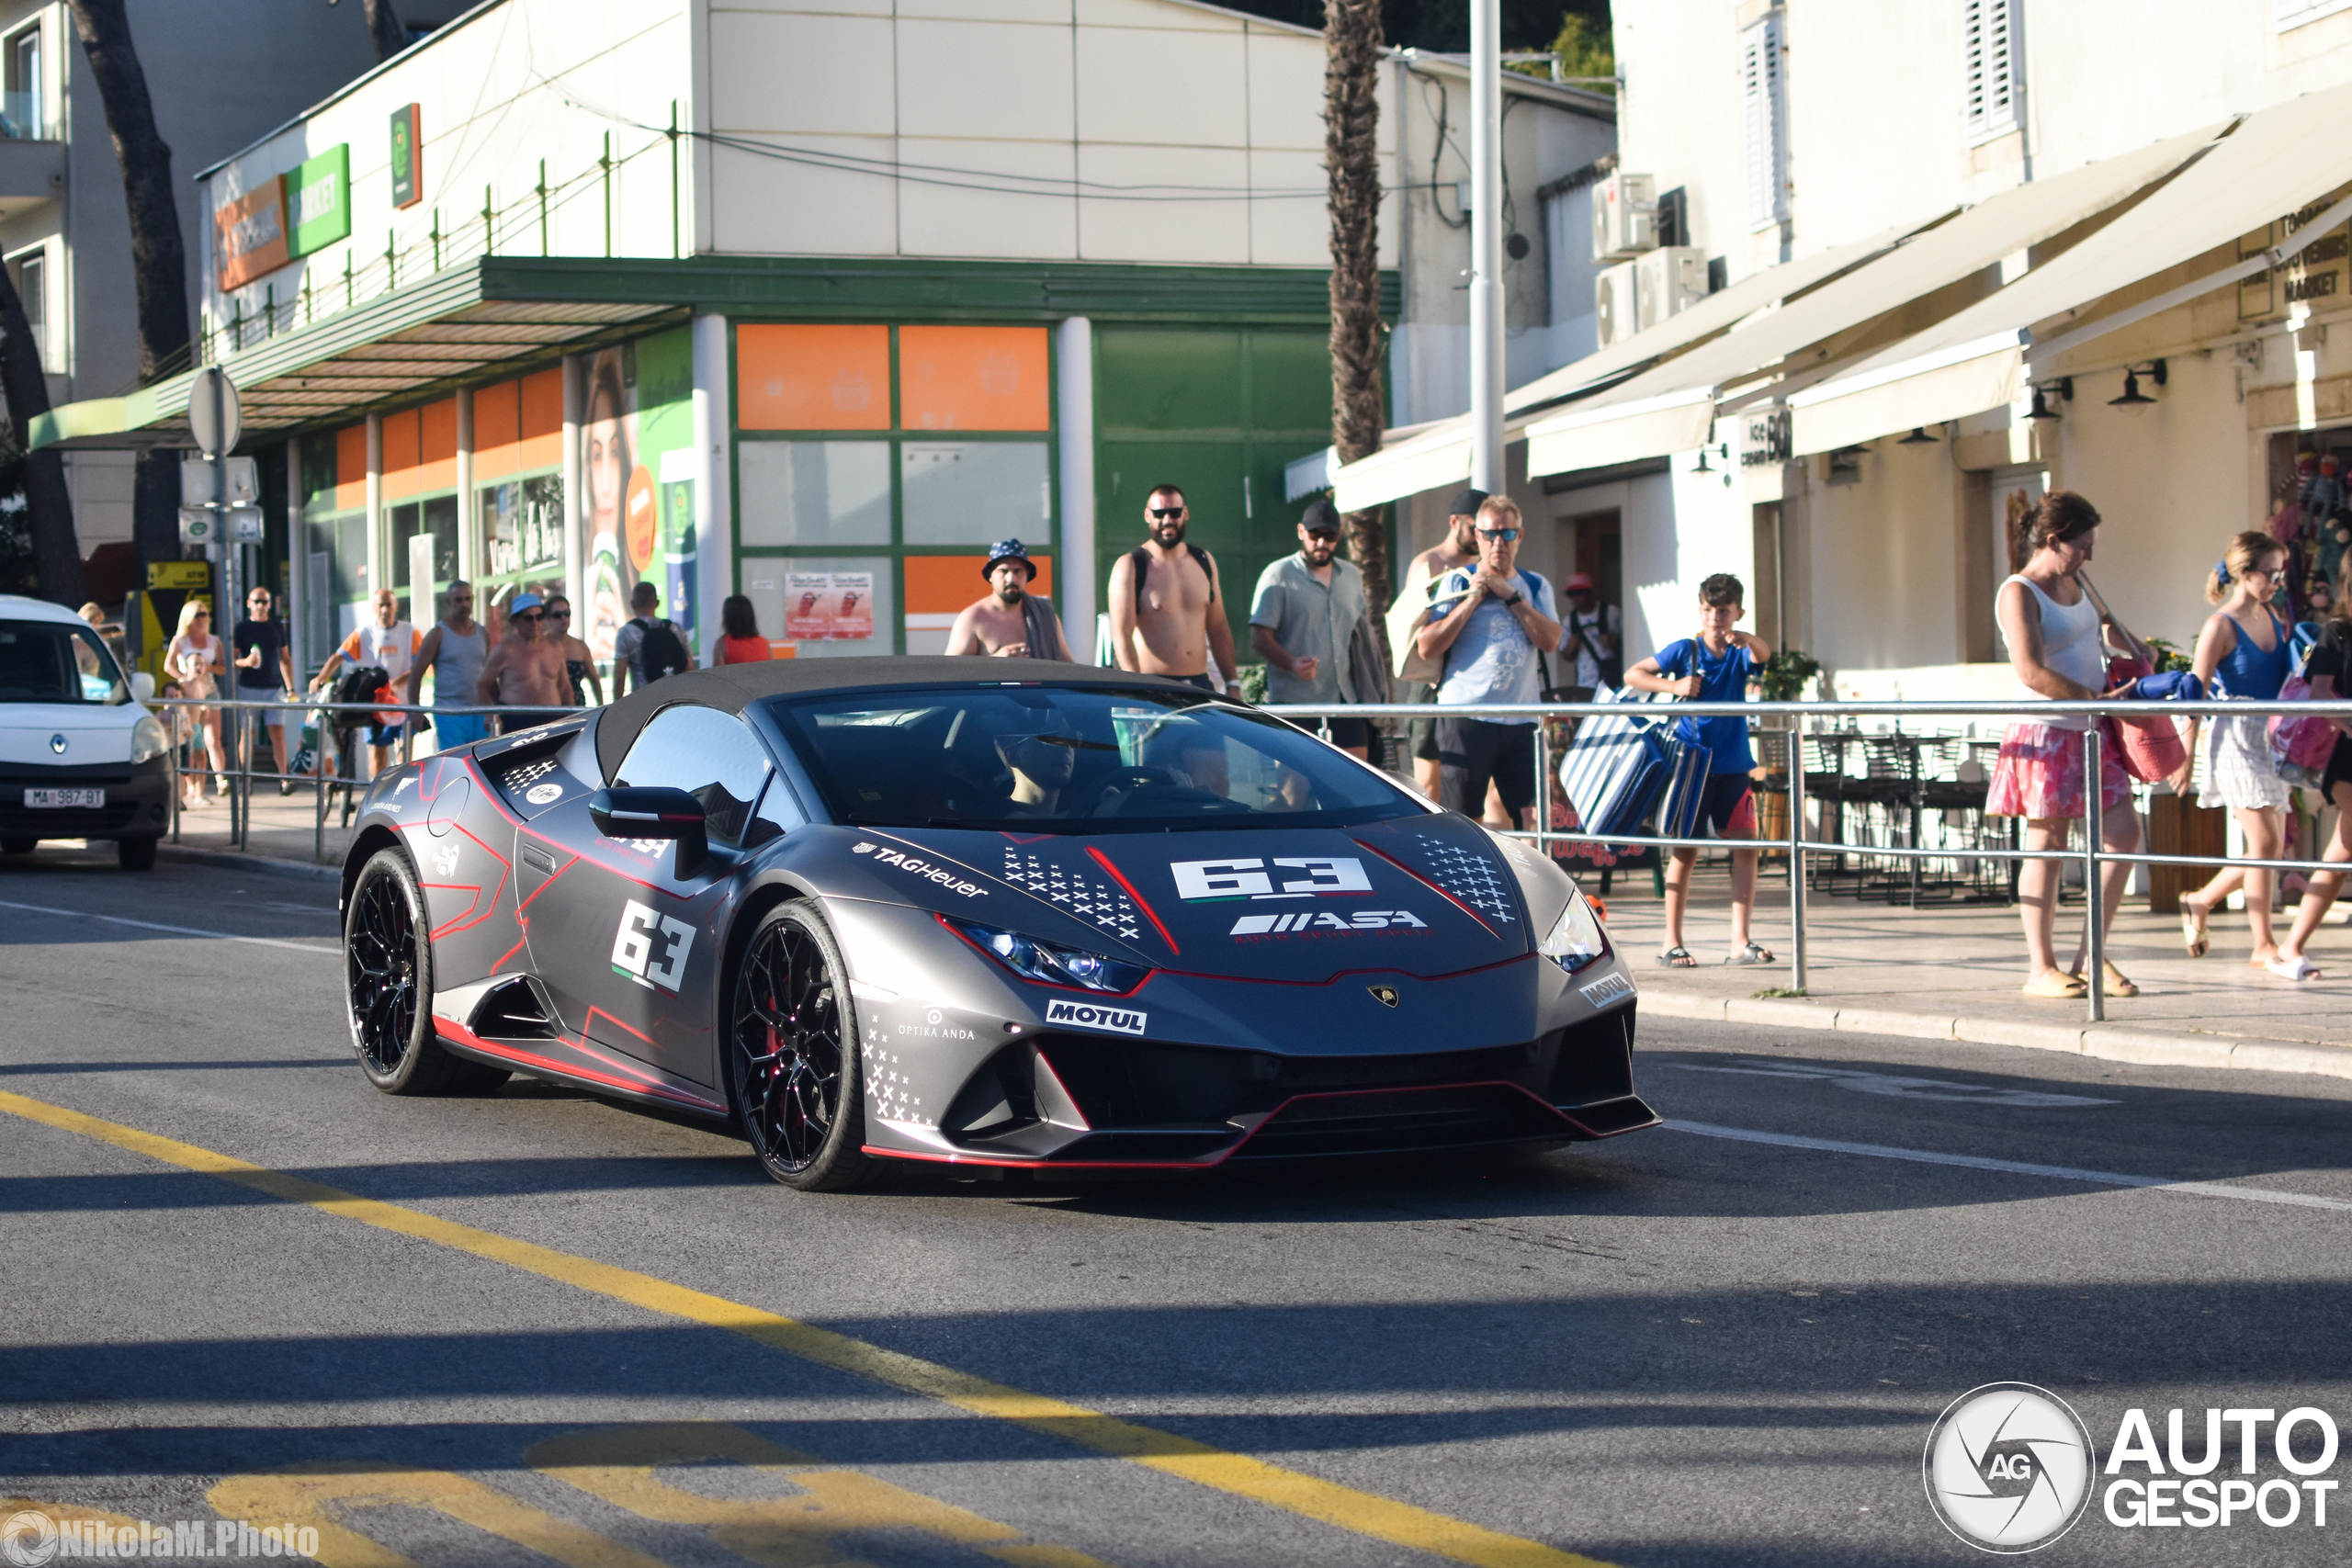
1503 591 1525 607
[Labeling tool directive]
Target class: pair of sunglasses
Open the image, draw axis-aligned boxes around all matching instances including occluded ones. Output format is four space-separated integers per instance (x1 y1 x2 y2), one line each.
1477 527 1521 542
1150 507 1186 520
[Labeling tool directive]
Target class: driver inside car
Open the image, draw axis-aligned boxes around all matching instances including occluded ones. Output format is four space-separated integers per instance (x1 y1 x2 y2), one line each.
995 726 1082 817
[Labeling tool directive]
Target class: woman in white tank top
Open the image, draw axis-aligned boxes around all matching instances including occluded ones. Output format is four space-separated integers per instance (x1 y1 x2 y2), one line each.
1987 491 2143 999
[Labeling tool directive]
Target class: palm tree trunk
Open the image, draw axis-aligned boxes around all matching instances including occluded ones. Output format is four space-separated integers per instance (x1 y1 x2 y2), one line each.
65 0 189 575
0 262 82 604
1324 0 1388 655
362 0 408 62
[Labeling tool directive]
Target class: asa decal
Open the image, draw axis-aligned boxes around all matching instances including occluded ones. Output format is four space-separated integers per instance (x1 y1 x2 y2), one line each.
1044 998 1148 1036
611 898 696 993
1229 909 1429 936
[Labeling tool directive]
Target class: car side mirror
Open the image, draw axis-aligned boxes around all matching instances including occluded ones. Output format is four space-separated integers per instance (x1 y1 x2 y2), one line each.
590 786 708 874
130 671 155 702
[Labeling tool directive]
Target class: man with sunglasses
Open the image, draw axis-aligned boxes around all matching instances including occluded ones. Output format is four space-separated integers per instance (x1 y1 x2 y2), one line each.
1107 484 1237 691
310 586 422 778
1414 495 1563 829
540 594 605 705
475 592 570 729
232 585 299 793
1250 498 1372 758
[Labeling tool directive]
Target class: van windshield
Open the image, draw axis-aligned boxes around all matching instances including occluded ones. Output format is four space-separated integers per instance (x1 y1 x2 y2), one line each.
764 684 1420 833
0 620 130 705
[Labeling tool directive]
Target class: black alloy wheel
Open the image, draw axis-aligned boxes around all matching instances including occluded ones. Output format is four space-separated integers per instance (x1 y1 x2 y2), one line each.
729 901 870 1190
345 848 505 1095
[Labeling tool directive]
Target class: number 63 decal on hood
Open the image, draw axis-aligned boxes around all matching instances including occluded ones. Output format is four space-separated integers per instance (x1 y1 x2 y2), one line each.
613 898 696 993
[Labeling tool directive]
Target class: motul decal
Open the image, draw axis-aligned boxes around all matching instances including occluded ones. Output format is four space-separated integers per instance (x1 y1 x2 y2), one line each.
1044 998 1148 1036
1228 909 1430 936
1170 856 1373 901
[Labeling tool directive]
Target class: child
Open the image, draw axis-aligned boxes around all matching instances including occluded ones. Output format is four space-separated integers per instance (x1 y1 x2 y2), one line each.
1624 573 1774 966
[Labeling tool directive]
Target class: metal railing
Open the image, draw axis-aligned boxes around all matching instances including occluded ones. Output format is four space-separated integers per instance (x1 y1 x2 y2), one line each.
1265 694 2352 1024
143 694 580 862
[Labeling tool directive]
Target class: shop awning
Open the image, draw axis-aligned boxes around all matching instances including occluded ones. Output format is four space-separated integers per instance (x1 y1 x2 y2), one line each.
1524 387 1717 477
1786 79 2352 451
1327 223 1929 510
1519 125 2219 476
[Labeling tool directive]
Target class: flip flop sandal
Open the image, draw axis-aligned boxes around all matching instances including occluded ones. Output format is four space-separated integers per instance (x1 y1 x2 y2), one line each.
1656 946 1698 968
2180 903 2209 958
1724 942 1774 965
2267 953 2323 982
2071 961 2139 998
2021 971 2088 998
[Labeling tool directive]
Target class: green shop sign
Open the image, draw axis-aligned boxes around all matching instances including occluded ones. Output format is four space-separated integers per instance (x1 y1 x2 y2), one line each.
288 145 349 256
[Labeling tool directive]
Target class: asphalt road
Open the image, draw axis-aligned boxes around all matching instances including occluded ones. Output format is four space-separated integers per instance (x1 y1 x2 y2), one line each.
4 847 2351 1568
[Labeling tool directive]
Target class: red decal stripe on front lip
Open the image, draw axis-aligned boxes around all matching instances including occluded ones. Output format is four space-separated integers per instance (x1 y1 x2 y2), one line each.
1084 845 1180 955
1351 836 1497 936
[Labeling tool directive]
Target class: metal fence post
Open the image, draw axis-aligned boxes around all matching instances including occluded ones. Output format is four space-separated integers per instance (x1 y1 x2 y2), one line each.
1535 720 1552 859
2083 724 2105 1023
1788 714 1806 994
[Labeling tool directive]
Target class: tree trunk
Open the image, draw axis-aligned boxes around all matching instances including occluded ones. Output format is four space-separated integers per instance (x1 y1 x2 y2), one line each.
0 262 84 606
65 0 189 572
362 0 408 62
1324 0 1389 660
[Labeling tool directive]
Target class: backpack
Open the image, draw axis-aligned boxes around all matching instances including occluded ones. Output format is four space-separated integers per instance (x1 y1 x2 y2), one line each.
1128 543 1217 616
634 617 690 683
329 664 390 731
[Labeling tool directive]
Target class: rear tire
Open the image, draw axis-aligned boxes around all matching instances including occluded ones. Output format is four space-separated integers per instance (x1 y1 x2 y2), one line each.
116 836 158 871
1 836 35 855
728 900 873 1190
345 846 477 1095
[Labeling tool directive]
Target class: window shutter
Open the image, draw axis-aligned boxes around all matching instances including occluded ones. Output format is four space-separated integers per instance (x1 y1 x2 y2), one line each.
1742 13 1789 230
1962 0 2024 144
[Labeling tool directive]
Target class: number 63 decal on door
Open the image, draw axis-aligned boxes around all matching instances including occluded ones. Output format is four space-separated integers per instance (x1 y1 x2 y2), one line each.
612 899 696 993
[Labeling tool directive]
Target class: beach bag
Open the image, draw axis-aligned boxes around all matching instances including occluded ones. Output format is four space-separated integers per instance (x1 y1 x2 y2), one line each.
2270 672 2336 786
290 716 322 778
1653 735 1715 840
1556 685 1671 839
2103 653 2187 784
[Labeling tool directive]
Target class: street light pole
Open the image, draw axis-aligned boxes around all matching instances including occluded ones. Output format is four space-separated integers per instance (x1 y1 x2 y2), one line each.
1467 0 1505 492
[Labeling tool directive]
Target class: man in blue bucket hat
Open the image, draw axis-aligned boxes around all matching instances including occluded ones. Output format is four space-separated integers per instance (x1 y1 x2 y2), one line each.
945 538 1075 660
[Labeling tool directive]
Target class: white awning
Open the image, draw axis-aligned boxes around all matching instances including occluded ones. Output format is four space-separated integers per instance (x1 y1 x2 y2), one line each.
1519 125 2216 477
1789 331 2028 455
1523 387 1719 477
1328 224 1927 509
1797 79 2352 446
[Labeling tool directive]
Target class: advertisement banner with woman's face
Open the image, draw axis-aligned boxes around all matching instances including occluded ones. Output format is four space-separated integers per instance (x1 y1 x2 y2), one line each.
582 332 695 662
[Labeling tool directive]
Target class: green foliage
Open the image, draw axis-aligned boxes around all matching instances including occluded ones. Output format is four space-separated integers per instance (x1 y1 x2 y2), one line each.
1757 649 1821 703
2143 636 2195 675
1543 13 1614 83
1233 662 1271 704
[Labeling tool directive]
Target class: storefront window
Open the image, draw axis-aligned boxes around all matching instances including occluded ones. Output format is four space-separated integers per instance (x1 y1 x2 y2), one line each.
483 475 564 578
741 555 893 661
900 441 1051 545
738 441 891 546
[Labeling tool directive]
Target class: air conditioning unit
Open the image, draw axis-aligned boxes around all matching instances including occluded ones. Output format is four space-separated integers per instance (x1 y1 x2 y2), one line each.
1595 261 1638 346
1634 246 1709 332
1590 172 1657 262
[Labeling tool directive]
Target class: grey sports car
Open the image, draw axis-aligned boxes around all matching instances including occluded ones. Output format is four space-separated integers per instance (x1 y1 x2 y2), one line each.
338 657 1654 1189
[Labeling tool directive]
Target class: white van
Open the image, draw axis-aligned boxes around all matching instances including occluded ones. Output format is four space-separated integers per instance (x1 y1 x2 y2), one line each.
0 594 173 869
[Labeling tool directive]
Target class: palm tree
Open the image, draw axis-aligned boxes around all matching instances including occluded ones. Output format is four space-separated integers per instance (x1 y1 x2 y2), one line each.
1324 0 1388 651
66 0 187 580
360 0 408 62
0 261 80 604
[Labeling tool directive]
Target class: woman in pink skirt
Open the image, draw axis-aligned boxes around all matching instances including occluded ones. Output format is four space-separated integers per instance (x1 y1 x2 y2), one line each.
1988 492 2143 998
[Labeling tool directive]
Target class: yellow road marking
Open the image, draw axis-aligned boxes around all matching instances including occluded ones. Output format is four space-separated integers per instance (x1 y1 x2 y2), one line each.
0 1089 1614 1568
212 1465 664 1568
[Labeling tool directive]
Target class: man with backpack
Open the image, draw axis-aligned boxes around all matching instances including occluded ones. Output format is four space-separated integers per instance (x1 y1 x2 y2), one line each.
613 581 695 697
1106 483 1238 691
307 586 421 778
1413 494 1564 829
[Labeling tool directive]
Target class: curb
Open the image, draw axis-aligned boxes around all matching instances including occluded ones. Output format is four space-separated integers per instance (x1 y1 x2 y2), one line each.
1639 989 2352 1082
156 845 341 885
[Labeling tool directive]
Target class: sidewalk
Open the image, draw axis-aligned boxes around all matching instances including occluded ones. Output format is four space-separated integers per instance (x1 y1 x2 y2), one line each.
1590 858 2352 1080
160 784 356 879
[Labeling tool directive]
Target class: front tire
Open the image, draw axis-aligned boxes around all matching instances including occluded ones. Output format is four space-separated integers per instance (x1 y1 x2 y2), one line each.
1 835 35 855
117 836 158 871
728 900 872 1190
345 847 481 1095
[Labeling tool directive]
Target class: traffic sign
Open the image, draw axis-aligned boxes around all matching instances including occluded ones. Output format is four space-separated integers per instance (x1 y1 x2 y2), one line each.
187 367 242 457
180 456 258 507
178 507 218 546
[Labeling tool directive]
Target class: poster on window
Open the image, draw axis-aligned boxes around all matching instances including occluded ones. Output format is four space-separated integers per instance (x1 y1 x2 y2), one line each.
581 329 695 663
826 572 874 640
786 572 835 640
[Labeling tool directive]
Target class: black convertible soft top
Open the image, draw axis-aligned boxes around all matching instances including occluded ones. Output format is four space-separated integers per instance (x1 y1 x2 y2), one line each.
594 655 1222 781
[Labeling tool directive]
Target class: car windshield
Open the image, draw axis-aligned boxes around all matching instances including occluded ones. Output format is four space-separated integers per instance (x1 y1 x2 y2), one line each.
766 684 1423 833
0 620 128 705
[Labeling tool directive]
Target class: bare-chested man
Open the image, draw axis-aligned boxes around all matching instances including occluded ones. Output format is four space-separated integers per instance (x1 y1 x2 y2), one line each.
1106 483 1238 690
476 592 570 728
945 538 1075 660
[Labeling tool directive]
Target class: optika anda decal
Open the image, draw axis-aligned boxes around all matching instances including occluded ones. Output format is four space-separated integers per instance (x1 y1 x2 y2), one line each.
854 840 986 898
1044 998 1147 1036
1228 909 1429 937
1170 856 1372 901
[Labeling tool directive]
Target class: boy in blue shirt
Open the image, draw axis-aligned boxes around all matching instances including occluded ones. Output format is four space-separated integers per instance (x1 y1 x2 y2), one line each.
1625 573 1774 967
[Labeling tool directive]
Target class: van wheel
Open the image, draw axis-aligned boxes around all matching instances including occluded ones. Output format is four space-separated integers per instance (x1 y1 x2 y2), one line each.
2 836 35 855
117 836 158 871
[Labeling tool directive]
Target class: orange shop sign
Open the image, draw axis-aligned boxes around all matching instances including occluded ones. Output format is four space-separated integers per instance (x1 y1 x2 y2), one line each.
216 177 289 291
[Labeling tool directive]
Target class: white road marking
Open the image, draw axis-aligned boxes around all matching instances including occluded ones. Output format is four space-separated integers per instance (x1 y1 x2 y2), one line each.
1661 1058 2118 1107
1668 1120 2352 1212
0 898 339 957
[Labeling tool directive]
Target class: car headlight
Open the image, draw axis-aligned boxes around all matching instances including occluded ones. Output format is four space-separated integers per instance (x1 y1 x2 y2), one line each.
1538 885 1609 974
130 715 170 765
948 919 1151 993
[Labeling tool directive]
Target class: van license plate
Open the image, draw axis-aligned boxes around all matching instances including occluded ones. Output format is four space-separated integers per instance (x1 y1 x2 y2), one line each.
26 788 103 807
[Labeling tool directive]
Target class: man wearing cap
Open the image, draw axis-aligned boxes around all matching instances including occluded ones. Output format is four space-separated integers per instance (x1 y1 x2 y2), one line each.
1559 570 1622 693
476 592 570 728
1250 498 1372 758
1384 487 1488 793
945 539 1075 660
